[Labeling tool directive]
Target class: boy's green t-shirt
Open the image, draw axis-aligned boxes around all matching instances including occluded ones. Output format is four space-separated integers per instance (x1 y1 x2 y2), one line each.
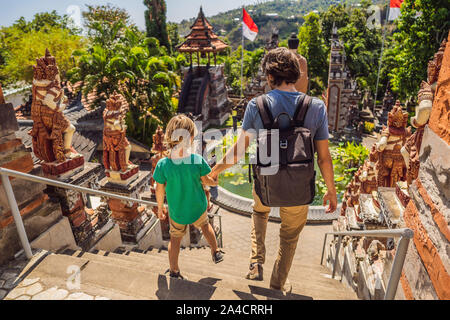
152 153 211 225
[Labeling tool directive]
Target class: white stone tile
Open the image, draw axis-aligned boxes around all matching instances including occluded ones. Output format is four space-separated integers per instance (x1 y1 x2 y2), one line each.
32 286 68 300
25 283 43 296
20 277 40 287
6 287 27 299
66 292 94 300
15 295 31 300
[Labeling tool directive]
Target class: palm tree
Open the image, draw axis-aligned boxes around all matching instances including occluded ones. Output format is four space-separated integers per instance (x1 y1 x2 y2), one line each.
69 25 180 147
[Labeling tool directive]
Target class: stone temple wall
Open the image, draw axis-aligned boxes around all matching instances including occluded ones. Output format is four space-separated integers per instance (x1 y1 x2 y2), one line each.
0 102 63 265
399 34 450 299
326 32 449 300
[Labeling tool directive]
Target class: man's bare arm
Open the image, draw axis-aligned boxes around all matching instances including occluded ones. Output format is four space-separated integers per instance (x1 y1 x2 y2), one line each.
315 139 337 213
296 55 309 93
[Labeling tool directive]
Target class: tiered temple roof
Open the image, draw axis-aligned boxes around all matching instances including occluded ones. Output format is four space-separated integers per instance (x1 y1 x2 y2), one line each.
177 7 228 53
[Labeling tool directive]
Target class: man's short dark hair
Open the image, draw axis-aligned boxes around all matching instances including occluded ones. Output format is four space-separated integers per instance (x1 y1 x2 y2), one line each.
261 47 300 87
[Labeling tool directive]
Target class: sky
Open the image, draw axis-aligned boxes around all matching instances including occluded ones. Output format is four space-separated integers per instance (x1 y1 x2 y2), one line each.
0 0 262 29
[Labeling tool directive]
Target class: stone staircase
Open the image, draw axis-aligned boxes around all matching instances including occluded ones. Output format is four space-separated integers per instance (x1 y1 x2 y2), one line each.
3 243 357 300
183 78 203 114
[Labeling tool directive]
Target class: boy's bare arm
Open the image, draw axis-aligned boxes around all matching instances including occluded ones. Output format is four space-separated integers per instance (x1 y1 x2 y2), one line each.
155 182 167 220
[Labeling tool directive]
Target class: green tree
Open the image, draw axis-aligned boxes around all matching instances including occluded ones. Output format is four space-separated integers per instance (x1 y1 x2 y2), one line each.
0 26 85 85
223 47 264 95
320 3 351 47
167 22 180 53
69 5 180 147
0 11 83 85
297 12 328 96
82 4 131 48
110 30 180 145
143 0 170 52
383 0 450 100
12 10 80 34
338 1 382 94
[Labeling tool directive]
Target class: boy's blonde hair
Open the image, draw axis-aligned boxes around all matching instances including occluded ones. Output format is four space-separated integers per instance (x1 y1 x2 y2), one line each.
164 114 197 150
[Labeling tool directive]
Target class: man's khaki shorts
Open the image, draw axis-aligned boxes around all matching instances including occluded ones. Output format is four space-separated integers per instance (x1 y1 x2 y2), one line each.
169 211 209 238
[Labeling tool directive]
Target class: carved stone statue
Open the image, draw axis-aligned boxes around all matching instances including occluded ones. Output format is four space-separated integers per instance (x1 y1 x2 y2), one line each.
0 83 5 104
360 156 378 194
151 125 166 156
150 125 167 191
374 101 410 187
340 170 362 217
401 70 438 185
29 49 79 163
103 94 138 184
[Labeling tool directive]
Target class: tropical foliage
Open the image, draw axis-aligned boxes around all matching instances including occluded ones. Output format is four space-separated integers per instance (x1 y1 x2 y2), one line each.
177 0 383 50
297 12 328 96
364 121 375 133
223 47 265 95
144 0 171 52
0 11 84 86
315 142 369 203
68 4 181 147
382 0 450 100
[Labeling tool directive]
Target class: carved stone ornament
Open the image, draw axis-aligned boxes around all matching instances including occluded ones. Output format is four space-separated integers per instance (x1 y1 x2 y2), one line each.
29 49 79 163
103 94 138 183
400 38 447 186
150 125 166 190
374 101 410 188
427 38 447 91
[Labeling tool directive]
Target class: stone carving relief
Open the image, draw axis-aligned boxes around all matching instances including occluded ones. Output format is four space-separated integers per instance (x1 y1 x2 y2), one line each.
29 49 79 163
374 101 410 188
401 38 447 185
103 94 138 184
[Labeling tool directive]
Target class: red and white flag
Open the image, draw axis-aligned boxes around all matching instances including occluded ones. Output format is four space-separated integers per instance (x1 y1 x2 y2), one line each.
388 0 404 21
242 8 258 41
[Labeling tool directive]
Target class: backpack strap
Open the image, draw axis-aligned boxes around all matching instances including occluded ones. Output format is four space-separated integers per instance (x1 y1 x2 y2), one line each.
255 94 274 129
293 94 312 126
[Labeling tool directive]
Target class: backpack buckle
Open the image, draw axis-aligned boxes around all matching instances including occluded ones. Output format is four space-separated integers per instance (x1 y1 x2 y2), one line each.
280 140 288 149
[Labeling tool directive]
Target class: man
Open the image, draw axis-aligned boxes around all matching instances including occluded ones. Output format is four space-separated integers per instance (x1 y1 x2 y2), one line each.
209 47 337 293
288 33 309 94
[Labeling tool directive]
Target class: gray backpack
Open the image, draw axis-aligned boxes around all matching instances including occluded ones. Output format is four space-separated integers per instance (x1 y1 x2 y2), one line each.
251 93 316 207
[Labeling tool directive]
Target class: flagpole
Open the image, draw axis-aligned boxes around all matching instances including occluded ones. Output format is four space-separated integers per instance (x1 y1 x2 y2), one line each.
373 0 390 111
241 7 245 98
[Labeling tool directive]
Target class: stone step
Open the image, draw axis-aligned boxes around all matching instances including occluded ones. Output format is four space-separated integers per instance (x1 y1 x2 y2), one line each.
111 248 357 299
144 247 335 281
11 253 282 300
63 250 298 300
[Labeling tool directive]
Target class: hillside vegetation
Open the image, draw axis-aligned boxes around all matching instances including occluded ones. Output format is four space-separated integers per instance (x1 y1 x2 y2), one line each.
177 0 382 50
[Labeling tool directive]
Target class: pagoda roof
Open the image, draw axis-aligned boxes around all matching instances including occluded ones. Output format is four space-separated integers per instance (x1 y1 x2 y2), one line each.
177 7 229 53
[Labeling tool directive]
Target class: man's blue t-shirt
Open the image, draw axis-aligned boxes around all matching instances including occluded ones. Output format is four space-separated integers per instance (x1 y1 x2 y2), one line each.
241 89 329 141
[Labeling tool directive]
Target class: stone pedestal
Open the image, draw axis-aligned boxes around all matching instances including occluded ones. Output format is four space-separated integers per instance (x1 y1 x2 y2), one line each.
41 155 85 181
45 162 109 250
99 170 152 243
105 165 139 186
